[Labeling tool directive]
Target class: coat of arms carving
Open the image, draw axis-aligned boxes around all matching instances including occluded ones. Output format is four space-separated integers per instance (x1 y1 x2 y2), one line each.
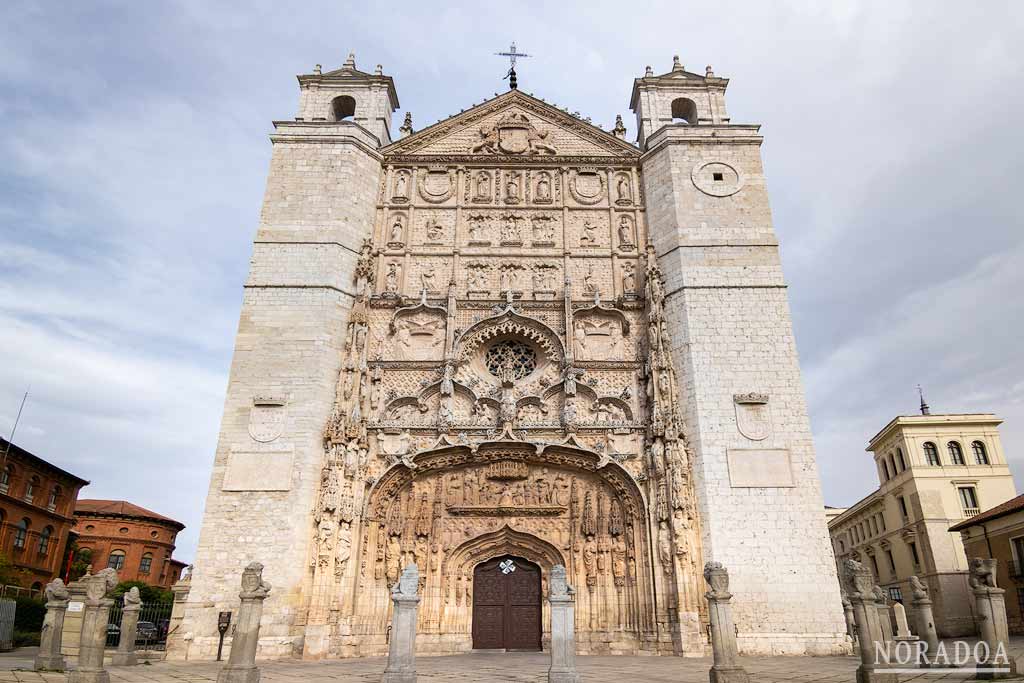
733 393 770 441
249 395 287 443
471 111 556 155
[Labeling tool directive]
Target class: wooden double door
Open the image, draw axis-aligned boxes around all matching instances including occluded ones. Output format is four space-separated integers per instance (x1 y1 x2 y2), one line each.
472 555 542 650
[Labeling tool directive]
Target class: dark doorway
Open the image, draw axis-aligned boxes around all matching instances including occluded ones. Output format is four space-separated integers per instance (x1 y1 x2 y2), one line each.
472 555 541 650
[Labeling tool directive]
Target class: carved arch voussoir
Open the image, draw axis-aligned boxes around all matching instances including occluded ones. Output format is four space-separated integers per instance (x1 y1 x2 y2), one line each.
443 525 566 575
455 309 564 364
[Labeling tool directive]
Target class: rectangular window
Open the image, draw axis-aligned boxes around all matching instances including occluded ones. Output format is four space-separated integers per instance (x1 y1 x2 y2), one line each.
889 586 903 602
958 486 980 515
879 513 887 532
140 556 152 573
870 555 881 579
886 550 896 574
1011 537 1024 578
909 541 920 567
12 529 25 549
899 496 909 520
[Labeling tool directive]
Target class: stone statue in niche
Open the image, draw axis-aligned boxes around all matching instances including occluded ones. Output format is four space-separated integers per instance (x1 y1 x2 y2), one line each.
475 171 490 200
420 265 438 292
385 262 401 294
335 522 352 579
616 175 631 204
390 216 405 244
440 362 455 396
394 172 408 199
582 264 598 295
580 220 599 246
573 320 588 357
466 265 488 291
617 216 635 249
505 173 521 202
470 399 494 424
622 262 637 293
536 173 552 201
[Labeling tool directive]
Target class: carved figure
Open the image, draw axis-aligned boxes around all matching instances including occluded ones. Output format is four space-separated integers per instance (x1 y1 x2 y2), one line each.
536 173 551 201
501 214 520 242
969 558 998 588
618 216 634 246
420 265 437 292
622 262 636 292
394 172 408 197
909 575 929 601
390 216 404 243
580 221 598 246
385 262 400 293
582 265 597 295
616 175 631 202
468 215 486 241
506 174 520 200
475 171 490 199
426 221 444 241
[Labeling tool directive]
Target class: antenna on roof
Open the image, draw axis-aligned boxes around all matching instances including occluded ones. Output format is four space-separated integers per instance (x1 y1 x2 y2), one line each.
917 385 931 415
1 388 30 468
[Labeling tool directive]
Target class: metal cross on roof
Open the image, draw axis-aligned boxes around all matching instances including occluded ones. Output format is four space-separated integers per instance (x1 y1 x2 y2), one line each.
495 42 531 90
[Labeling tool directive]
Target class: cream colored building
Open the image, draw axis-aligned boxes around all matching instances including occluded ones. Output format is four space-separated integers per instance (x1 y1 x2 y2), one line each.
828 412 1016 636
170 53 848 662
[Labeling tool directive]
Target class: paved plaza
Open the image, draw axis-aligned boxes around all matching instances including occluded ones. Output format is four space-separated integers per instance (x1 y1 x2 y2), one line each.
4 644 1024 683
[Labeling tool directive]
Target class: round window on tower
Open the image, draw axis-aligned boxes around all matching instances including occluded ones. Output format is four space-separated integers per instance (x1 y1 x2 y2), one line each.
485 339 537 381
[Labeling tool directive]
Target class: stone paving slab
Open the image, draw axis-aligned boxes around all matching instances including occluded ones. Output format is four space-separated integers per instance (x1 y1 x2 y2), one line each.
4 646 1024 683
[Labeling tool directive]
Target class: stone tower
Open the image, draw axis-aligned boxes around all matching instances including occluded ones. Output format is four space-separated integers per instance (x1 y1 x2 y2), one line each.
632 57 847 653
171 54 847 663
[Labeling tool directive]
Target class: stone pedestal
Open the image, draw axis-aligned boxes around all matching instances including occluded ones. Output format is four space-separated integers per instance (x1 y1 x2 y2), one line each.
842 561 897 683
164 567 192 660
970 559 1016 679
873 587 893 645
383 564 419 683
112 587 142 666
908 575 938 663
841 595 858 648
547 565 580 683
703 562 748 683
34 578 70 670
68 569 119 683
217 562 271 683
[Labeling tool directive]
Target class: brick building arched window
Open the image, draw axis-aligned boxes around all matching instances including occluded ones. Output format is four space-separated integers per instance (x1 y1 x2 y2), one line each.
107 549 126 570
13 518 29 549
38 526 52 555
139 553 153 574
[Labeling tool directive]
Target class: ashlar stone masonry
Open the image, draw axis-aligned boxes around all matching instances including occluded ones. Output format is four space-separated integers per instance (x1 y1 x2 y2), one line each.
170 53 847 662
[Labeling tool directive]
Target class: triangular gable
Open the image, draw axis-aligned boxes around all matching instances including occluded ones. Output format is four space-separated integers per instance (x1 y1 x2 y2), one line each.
383 90 638 160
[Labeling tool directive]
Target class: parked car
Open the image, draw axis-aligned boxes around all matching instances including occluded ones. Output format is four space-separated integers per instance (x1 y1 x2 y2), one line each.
136 621 158 641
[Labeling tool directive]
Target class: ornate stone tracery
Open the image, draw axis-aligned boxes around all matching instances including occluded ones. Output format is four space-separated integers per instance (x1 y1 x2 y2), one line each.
302 93 704 659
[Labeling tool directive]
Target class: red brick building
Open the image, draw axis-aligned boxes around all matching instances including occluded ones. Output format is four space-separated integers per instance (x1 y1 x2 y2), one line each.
74 500 187 589
0 437 89 591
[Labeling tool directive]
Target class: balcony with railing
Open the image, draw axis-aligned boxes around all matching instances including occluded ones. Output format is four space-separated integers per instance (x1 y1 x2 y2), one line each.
962 507 981 518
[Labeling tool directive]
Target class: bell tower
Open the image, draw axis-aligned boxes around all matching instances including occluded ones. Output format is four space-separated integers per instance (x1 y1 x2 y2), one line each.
635 56 849 655
296 52 399 145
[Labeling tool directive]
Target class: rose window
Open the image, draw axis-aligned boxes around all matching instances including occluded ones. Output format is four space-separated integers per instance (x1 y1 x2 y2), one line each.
485 340 537 381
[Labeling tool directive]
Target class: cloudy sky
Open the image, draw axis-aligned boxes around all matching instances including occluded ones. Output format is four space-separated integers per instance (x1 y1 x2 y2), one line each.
2 1 1022 561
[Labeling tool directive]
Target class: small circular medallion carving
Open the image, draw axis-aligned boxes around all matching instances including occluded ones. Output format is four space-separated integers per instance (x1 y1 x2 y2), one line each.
691 161 744 197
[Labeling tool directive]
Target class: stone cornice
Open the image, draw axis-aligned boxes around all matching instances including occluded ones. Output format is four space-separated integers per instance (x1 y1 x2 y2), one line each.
640 124 763 159
270 121 384 159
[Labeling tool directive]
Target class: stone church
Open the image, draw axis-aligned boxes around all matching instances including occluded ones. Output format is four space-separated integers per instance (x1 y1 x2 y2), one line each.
169 54 848 661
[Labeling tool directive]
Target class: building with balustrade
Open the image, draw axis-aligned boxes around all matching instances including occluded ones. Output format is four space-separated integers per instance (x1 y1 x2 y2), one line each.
828 409 1017 636
0 437 89 592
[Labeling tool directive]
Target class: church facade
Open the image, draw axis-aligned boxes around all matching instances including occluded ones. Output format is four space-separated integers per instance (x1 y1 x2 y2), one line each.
169 54 847 661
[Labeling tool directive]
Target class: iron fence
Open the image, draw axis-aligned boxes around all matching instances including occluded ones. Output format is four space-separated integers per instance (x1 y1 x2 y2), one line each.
105 601 173 650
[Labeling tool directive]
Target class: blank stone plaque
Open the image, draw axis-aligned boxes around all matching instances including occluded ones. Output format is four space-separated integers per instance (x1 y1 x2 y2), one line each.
726 448 794 488
223 450 293 491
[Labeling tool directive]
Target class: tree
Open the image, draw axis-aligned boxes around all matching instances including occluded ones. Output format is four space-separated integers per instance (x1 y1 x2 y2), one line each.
0 552 29 588
67 545 92 582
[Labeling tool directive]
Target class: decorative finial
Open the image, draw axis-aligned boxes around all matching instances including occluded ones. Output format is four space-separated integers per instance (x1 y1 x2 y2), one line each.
400 112 414 137
917 385 931 415
375 64 383 76
645 65 653 77
495 42 530 90
672 55 684 71
343 52 356 69
705 64 714 78
613 114 627 139
313 64 322 75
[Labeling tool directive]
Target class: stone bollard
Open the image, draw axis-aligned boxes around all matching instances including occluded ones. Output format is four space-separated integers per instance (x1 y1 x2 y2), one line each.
217 562 271 683
872 586 894 644
841 593 858 648
68 568 119 683
112 587 142 666
891 603 915 641
970 558 1016 679
842 560 897 683
547 565 580 683
908 576 939 662
383 564 419 683
34 578 70 670
703 562 748 683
